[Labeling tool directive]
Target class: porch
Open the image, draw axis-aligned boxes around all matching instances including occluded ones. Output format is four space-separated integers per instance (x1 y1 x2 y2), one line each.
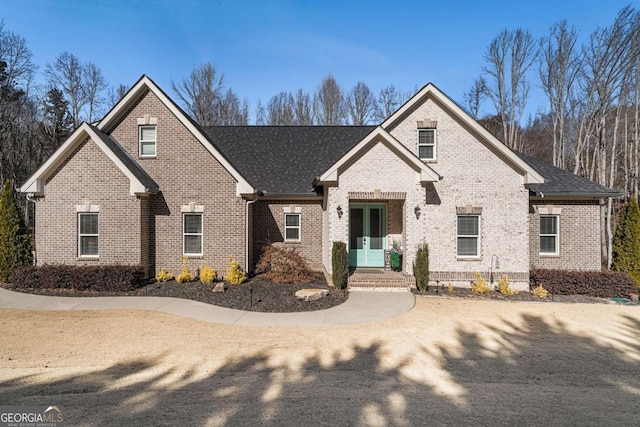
347 268 412 290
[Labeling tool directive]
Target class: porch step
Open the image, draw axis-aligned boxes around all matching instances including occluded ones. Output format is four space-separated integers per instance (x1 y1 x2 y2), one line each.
347 270 412 291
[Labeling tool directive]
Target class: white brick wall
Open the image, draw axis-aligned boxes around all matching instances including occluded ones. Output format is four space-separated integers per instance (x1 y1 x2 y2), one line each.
324 95 530 289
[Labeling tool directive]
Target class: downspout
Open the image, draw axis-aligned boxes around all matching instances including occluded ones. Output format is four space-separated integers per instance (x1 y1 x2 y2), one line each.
25 193 37 265
245 191 262 274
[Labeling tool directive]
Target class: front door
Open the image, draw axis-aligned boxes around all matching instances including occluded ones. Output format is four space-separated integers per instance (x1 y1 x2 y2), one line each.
349 204 386 267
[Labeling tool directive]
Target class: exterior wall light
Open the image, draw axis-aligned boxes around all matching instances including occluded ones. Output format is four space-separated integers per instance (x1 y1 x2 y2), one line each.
414 205 421 219
337 205 343 219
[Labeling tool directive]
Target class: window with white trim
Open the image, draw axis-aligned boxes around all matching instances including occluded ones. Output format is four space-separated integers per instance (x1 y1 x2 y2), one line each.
418 128 436 160
183 213 203 256
457 215 480 257
78 213 99 257
284 213 301 241
539 215 559 255
139 125 157 157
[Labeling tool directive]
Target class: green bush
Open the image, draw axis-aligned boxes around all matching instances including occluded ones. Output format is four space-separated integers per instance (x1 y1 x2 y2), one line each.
0 180 33 282
414 243 429 292
332 241 347 289
611 196 640 287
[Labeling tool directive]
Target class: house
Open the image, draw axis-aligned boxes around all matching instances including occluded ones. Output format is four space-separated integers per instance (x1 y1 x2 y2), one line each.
20 75 620 290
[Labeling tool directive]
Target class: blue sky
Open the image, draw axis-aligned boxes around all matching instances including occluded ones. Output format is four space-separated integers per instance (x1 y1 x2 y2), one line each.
1 0 634 122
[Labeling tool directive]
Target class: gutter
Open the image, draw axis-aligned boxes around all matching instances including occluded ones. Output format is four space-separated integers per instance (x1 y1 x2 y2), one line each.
530 191 623 199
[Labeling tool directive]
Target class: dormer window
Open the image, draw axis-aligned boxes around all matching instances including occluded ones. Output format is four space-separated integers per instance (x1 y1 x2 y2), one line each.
139 125 157 157
418 129 436 161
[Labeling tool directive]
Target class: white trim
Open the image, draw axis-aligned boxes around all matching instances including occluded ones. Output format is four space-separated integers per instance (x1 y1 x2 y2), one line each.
183 212 203 256
284 213 301 242
76 203 100 212
456 214 481 259
20 123 149 196
97 75 254 196
539 214 560 256
180 203 205 213
381 83 545 185
139 124 157 157
317 127 440 185
417 128 436 161
78 212 99 258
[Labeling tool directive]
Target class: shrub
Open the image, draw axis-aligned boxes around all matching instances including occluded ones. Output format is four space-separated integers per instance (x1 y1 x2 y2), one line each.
331 241 347 289
530 269 638 298
471 272 490 294
447 283 454 296
226 256 246 285
254 245 313 283
414 243 429 292
156 268 173 282
199 263 216 284
8 264 146 292
531 284 549 299
497 275 518 296
611 196 640 286
0 180 33 282
176 256 192 283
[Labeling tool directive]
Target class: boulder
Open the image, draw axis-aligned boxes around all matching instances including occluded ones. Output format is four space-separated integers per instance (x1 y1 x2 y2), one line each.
212 283 225 293
295 288 329 301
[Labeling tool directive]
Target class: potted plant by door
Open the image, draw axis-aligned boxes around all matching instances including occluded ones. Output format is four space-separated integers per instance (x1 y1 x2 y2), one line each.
390 240 403 271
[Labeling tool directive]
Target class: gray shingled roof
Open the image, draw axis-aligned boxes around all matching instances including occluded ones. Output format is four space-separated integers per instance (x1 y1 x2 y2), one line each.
515 151 621 197
203 126 375 195
90 125 159 192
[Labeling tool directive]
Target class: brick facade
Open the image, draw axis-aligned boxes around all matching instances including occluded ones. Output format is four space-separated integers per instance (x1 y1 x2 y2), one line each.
252 200 323 270
30 79 607 289
323 95 531 289
529 200 602 270
35 138 144 267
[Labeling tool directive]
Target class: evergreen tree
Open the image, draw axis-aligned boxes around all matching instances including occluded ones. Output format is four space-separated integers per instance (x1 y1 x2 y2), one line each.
0 180 33 282
611 196 640 286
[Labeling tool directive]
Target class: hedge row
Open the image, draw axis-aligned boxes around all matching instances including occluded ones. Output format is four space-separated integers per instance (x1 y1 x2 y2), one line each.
530 269 639 298
8 264 147 292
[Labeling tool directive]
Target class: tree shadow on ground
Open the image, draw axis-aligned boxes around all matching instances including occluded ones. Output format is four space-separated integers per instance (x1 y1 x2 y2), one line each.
1 313 639 426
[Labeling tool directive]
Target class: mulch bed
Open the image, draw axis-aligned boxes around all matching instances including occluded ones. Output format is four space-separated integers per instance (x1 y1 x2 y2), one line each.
3 272 349 313
411 285 637 305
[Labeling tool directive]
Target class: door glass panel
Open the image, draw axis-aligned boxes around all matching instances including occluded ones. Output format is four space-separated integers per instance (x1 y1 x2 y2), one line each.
369 208 383 250
350 208 364 250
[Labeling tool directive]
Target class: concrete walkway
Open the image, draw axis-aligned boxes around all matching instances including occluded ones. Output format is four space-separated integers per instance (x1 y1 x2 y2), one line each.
0 287 415 327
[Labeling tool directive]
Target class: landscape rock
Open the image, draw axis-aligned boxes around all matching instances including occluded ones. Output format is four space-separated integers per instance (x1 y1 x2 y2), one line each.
213 283 225 293
295 288 329 301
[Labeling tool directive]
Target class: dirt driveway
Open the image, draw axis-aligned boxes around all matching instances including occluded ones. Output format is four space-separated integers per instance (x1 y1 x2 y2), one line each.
1 297 638 426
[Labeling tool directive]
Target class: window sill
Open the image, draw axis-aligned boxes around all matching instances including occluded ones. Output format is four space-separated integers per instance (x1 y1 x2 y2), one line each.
284 240 301 244
539 253 560 257
183 255 204 259
139 156 157 159
77 256 99 261
457 257 481 261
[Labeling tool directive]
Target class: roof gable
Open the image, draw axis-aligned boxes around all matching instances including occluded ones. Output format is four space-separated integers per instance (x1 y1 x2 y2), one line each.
98 75 253 196
20 123 157 196
317 127 441 184
382 83 545 185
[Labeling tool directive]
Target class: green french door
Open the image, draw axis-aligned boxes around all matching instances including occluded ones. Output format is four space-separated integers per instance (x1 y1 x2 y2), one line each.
349 204 386 267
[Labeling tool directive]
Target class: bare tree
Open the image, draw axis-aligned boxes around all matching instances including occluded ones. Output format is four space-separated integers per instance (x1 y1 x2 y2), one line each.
215 89 248 125
293 89 313 125
172 62 225 126
254 100 266 125
482 28 539 150
83 62 107 123
374 85 410 122
45 52 84 127
463 77 487 119
539 20 581 169
266 91 295 125
346 81 376 125
107 84 129 109
314 74 345 125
